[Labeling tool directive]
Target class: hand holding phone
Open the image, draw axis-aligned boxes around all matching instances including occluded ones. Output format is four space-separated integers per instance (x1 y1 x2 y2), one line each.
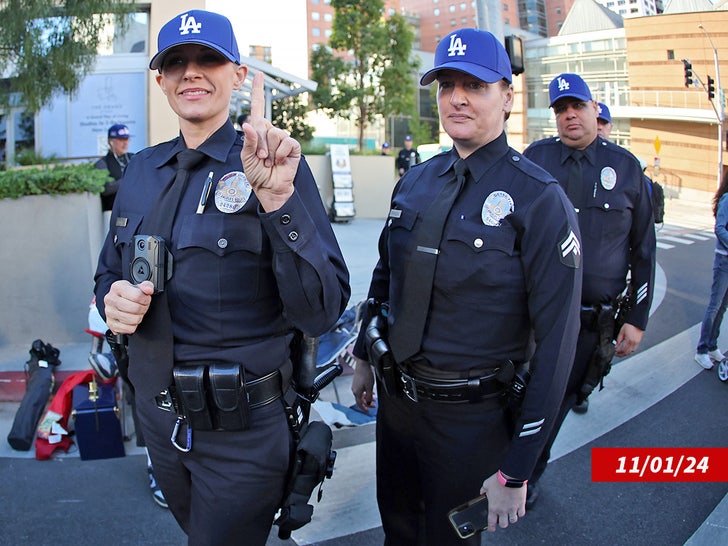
447 494 489 539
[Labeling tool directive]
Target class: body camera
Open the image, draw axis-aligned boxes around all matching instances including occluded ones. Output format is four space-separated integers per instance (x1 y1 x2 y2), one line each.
130 235 170 293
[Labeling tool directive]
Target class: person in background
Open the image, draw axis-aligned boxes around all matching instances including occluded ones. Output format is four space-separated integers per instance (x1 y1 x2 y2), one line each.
94 10 349 545
695 170 728 369
381 141 390 155
396 134 421 176
596 102 613 140
523 73 655 507
95 124 134 213
351 28 582 544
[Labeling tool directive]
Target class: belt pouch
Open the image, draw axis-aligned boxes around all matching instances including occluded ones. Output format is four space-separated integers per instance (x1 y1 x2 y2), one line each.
173 365 214 430
209 363 250 431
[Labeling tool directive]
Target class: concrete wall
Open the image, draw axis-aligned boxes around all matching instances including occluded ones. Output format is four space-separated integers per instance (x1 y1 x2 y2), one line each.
0 193 104 347
307 154 397 220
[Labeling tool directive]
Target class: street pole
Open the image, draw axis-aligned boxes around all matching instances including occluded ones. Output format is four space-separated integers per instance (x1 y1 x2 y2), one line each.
474 0 504 42
698 24 724 188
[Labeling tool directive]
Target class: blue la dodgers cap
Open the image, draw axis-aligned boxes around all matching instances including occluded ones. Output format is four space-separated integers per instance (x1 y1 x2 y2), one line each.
108 124 130 139
149 10 241 70
382 142 390 148
420 28 512 86
597 102 612 123
549 73 593 107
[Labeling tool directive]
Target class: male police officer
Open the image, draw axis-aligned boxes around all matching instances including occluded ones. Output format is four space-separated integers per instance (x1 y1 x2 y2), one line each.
523 73 656 506
351 29 582 544
396 135 421 176
596 102 613 140
94 10 349 545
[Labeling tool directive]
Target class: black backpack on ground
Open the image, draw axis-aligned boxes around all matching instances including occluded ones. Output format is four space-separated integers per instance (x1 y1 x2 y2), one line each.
7 340 62 451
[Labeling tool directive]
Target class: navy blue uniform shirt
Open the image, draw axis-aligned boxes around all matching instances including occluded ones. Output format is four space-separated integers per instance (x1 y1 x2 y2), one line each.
95 121 349 396
524 136 656 330
354 132 583 479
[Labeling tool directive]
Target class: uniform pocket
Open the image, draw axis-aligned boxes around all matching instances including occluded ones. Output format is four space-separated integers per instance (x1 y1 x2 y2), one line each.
174 213 266 307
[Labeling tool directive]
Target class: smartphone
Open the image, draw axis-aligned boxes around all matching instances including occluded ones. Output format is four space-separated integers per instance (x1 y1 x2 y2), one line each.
447 494 489 539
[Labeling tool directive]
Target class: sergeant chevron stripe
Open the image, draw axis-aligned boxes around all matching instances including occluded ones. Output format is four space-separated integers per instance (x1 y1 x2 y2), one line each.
635 282 648 305
561 230 580 258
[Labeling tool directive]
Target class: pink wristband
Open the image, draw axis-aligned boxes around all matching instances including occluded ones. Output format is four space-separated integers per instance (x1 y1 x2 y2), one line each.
497 469 527 488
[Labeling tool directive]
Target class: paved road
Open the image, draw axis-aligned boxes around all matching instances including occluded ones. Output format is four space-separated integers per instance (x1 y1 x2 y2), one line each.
2 192 727 545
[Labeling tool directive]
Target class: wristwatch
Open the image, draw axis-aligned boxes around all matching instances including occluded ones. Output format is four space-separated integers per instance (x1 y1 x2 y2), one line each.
497 469 527 488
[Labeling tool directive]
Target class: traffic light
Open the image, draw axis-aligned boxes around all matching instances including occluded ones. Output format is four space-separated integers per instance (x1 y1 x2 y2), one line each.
682 59 693 88
707 75 715 100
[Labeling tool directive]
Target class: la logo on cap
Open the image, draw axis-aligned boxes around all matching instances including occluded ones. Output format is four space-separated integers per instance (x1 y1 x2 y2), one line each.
446 33 467 57
556 76 570 91
179 13 202 35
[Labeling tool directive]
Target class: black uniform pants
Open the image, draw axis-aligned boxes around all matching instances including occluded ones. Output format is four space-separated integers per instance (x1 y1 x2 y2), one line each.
529 326 599 485
376 387 510 546
135 393 292 546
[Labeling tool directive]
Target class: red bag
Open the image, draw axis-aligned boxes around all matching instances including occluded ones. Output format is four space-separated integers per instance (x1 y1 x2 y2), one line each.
35 370 96 460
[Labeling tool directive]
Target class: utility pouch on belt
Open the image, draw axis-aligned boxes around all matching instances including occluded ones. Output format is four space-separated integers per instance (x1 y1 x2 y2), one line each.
364 299 398 396
173 366 214 431
578 304 617 404
209 363 250 431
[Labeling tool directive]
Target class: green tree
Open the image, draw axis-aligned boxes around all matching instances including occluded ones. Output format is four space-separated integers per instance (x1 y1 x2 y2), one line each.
271 84 315 144
310 0 419 151
0 0 136 114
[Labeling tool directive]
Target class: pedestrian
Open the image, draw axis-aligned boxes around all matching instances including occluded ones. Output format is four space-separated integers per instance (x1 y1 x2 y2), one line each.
94 10 349 545
381 141 390 155
237 112 249 129
695 170 728 369
523 73 656 506
596 102 613 139
396 134 421 176
351 28 582 544
94 123 134 212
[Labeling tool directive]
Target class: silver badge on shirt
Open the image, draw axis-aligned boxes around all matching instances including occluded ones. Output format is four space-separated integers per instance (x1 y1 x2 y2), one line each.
600 167 617 191
481 191 514 226
215 171 252 213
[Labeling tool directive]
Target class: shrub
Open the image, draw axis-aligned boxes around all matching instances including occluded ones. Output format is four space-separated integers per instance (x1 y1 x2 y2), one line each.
0 163 108 200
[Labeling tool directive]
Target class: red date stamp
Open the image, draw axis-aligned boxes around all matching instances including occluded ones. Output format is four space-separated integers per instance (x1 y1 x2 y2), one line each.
592 448 728 482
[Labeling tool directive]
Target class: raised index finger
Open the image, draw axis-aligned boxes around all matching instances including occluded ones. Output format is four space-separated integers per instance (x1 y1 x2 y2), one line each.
249 71 265 120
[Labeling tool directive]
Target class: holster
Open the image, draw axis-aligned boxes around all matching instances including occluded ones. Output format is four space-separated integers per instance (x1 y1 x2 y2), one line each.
275 420 336 540
578 304 617 404
364 313 398 397
105 330 130 385
499 362 531 431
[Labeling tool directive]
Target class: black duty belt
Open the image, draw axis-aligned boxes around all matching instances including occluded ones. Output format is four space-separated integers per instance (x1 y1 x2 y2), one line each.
396 362 507 404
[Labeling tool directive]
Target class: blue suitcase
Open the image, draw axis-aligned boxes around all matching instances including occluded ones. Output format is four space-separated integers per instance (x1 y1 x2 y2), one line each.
72 379 125 460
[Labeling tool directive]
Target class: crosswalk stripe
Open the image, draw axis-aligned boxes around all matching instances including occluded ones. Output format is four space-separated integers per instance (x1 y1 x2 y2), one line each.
658 235 694 245
683 233 713 241
657 242 675 249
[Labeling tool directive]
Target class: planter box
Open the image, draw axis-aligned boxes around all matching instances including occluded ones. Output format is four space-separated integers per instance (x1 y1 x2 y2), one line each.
0 192 104 347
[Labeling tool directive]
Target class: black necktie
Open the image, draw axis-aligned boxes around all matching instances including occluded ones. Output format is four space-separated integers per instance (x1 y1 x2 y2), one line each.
566 149 584 210
144 148 206 240
389 158 468 363
127 148 206 400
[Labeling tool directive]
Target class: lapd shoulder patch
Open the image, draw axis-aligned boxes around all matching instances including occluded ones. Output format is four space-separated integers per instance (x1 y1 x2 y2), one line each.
559 229 581 268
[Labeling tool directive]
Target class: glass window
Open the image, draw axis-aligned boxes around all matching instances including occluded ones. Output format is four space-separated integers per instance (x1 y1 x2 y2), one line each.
324 13 332 22
311 12 320 20
434 8 440 15
312 27 320 36
450 4 456 12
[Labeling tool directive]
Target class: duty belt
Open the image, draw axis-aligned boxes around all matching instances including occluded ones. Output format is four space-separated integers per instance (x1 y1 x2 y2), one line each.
396 362 506 404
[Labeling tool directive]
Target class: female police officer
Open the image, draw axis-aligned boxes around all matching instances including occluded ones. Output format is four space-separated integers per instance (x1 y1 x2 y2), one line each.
94 10 349 545
351 28 582 544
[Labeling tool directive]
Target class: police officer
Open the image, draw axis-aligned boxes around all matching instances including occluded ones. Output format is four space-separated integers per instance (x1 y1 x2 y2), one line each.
396 135 421 176
95 123 134 212
381 141 391 155
523 73 656 506
596 102 613 140
351 29 582 544
94 10 349 545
